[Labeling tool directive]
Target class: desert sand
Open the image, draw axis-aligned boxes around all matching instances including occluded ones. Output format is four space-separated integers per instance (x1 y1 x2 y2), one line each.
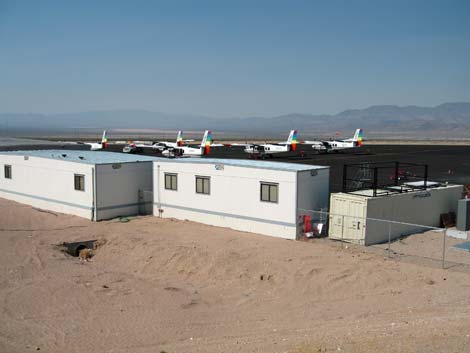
1 197 470 353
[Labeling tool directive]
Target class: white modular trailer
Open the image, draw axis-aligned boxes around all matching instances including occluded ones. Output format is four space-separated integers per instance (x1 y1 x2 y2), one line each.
0 150 156 220
153 159 329 240
329 184 463 245
0 151 94 219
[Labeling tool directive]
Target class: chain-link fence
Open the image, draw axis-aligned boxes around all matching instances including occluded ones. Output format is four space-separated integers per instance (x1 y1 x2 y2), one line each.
298 208 470 270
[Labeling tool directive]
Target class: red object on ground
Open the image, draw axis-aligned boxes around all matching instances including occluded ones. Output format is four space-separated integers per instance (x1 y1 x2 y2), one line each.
303 215 312 233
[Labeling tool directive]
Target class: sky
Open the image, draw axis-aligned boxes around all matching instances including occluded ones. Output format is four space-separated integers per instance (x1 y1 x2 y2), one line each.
0 0 469 117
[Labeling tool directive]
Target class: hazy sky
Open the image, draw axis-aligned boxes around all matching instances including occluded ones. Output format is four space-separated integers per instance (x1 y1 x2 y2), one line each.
0 0 469 117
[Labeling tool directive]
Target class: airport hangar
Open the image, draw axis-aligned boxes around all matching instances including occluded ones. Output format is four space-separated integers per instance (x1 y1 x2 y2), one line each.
0 150 330 240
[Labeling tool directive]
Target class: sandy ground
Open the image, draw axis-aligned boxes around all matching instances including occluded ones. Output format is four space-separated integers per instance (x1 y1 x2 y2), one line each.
1 198 470 353
371 229 470 269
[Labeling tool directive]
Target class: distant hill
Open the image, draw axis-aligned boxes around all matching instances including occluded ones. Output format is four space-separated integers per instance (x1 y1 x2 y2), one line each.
1 102 470 139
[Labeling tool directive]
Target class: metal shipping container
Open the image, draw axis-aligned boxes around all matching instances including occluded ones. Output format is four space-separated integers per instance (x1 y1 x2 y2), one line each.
329 184 463 245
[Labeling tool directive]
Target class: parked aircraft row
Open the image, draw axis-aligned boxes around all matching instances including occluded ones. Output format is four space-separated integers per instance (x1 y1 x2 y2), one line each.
122 130 212 157
73 129 363 158
232 128 363 157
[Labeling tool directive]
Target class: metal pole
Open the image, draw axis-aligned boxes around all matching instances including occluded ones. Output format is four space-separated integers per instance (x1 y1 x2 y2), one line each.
394 162 399 186
442 228 447 269
388 221 392 258
341 215 344 248
373 167 378 197
424 165 428 190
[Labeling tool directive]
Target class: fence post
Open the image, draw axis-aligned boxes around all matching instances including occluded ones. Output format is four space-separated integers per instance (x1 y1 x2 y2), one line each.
341 215 344 248
442 228 447 269
388 222 392 258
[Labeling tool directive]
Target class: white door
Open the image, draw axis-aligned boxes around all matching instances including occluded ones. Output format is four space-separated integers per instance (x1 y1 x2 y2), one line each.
329 197 366 243
344 200 366 242
329 197 347 238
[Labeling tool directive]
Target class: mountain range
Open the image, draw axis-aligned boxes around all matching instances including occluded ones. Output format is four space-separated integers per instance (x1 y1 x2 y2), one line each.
1 102 470 139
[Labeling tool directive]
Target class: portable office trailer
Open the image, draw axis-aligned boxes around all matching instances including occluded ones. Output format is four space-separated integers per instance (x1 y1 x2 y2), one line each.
329 184 463 245
0 150 156 220
153 159 329 240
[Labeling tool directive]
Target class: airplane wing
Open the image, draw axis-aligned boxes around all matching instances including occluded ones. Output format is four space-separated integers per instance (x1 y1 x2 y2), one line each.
320 141 333 150
152 141 179 150
303 140 322 144
303 140 330 151
230 143 254 147
133 143 152 148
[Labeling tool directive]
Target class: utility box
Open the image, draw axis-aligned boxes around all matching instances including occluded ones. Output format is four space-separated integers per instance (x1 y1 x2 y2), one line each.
457 199 470 231
329 184 463 245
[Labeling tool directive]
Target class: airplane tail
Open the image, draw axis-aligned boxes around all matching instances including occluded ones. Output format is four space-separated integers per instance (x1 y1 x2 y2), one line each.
101 130 108 149
353 128 363 146
287 129 298 151
200 130 212 155
176 131 183 146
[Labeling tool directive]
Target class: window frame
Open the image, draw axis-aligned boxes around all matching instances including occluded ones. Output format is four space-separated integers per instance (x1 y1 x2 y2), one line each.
74 174 85 192
164 173 178 191
195 175 211 195
260 182 279 203
4 164 12 179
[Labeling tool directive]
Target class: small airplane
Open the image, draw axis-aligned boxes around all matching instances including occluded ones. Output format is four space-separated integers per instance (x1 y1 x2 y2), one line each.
122 143 144 154
161 130 212 157
125 131 194 152
76 131 108 151
151 130 195 150
242 130 298 158
304 128 363 153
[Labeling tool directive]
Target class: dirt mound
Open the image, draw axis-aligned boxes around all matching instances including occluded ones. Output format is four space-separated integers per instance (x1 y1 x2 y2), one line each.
1 197 469 353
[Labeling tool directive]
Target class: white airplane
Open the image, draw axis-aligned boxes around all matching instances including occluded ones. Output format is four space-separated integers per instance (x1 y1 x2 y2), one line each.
123 131 194 152
76 131 108 151
304 128 363 153
161 130 212 157
154 130 195 149
131 131 193 151
242 130 298 158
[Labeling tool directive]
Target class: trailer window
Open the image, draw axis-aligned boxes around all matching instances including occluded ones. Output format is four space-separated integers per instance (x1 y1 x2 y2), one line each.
4 165 12 179
165 173 178 190
196 176 210 195
260 182 278 203
74 174 85 191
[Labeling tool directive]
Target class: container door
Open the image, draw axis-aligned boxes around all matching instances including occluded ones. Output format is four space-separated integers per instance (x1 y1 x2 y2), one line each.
329 197 348 238
345 200 366 242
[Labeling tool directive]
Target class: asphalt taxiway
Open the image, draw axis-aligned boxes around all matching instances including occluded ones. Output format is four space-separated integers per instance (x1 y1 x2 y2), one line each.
2 140 469 192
